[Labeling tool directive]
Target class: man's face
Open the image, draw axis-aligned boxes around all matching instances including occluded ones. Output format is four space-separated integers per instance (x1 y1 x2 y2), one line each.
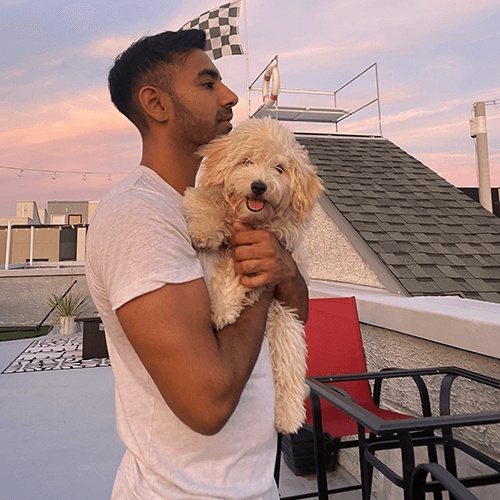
167 49 238 148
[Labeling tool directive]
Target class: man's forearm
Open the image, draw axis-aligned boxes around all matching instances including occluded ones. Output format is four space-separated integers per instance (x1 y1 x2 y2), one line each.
209 290 273 429
274 262 308 323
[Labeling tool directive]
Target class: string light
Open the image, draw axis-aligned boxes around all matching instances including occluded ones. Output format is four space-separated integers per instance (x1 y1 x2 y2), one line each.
0 165 129 181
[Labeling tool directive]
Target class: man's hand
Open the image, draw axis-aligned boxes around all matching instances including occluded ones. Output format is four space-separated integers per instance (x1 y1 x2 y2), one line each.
230 222 308 322
230 222 297 289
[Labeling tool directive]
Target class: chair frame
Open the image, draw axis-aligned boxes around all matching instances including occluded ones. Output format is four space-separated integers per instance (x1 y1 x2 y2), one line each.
277 296 438 499
308 366 500 500
411 463 479 500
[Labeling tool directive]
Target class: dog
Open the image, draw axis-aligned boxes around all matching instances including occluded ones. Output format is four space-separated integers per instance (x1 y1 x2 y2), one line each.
183 117 323 433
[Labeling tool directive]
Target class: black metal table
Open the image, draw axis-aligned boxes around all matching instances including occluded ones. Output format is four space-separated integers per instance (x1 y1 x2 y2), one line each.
307 366 500 500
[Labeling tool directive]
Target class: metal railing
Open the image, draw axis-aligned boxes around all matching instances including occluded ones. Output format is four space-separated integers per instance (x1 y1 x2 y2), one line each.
249 56 382 136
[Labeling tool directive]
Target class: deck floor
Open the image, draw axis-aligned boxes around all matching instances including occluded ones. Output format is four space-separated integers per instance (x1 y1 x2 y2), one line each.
0 332 360 499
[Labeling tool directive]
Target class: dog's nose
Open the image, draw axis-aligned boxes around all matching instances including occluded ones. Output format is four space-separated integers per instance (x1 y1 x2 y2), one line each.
251 180 267 196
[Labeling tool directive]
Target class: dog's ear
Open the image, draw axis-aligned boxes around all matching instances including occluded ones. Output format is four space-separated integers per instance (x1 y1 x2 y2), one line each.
291 148 324 221
197 135 235 188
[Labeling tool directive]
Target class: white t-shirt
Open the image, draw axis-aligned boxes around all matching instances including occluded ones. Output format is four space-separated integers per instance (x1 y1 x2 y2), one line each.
86 165 278 499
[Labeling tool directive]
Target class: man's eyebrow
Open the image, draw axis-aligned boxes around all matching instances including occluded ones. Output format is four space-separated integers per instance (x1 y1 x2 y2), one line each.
197 68 222 80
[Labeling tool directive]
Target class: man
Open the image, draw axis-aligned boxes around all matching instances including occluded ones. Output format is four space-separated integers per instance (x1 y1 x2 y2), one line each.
86 29 308 499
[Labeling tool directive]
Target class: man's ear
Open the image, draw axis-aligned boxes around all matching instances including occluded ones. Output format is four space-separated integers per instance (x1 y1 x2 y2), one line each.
138 86 170 123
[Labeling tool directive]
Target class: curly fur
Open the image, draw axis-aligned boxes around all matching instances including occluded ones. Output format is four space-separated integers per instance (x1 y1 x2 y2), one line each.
183 117 323 433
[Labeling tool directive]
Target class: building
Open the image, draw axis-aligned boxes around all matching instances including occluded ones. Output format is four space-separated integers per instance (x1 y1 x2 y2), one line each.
0 200 98 266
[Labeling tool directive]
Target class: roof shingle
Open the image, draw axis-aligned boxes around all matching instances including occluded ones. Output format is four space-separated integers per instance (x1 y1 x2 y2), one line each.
298 134 500 304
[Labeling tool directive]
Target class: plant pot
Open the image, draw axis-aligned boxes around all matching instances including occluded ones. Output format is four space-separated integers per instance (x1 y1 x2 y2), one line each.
59 316 78 335
282 424 339 476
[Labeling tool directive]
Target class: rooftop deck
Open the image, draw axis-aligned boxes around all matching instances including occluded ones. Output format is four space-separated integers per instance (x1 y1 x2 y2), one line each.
0 331 361 499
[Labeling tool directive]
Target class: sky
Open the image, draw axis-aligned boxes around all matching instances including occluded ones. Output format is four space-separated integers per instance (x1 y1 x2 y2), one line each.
1 0 499 215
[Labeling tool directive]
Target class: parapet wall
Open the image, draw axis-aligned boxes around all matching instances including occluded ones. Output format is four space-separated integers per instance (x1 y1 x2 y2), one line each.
0 266 95 326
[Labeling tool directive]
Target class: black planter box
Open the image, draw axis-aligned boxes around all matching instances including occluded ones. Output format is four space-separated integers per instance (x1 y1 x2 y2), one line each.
282 423 338 476
80 316 109 359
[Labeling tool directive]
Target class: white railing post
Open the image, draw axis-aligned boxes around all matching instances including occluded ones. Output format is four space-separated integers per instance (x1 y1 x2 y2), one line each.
5 221 12 270
30 225 34 266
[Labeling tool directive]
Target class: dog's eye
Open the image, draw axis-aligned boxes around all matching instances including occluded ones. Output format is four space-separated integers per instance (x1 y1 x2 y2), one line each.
275 165 284 174
243 158 253 166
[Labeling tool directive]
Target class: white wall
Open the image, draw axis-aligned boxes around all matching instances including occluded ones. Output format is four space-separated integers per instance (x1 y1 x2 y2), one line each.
309 279 500 499
304 204 384 288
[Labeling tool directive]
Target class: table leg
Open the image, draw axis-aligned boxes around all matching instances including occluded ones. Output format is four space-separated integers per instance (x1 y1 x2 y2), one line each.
398 431 416 500
358 427 373 500
311 392 328 500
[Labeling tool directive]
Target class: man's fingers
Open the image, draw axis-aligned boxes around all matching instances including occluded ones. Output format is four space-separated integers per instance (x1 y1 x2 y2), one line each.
232 243 273 263
229 225 293 289
231 225 273 246
239 272 272 289
232 221 251 233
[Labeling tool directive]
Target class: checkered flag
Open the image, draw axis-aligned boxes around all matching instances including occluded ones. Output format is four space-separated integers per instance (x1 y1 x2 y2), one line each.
179 1 244 60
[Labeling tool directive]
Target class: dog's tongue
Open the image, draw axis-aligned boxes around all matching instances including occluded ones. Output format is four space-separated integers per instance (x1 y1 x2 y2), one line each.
246 198 265 212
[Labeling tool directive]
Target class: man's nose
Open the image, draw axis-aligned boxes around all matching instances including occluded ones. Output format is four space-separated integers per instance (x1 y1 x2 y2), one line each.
221 83 238 108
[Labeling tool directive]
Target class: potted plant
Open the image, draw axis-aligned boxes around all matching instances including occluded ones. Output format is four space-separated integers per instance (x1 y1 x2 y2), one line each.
48 290 90 335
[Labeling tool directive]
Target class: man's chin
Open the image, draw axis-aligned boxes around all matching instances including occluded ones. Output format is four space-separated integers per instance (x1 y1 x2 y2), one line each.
218 121 233 135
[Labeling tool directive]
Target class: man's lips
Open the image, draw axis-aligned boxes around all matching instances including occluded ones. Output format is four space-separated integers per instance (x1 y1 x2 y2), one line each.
219 111 233 124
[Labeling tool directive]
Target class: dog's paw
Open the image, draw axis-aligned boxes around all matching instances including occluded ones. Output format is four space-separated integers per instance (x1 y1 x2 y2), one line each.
183 186 232 250
190 231 225 251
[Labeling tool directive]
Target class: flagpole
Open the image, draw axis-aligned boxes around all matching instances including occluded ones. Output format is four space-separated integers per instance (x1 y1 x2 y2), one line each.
242 0 250 117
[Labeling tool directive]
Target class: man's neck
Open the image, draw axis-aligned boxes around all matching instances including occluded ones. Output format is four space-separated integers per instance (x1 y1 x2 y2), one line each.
141 137 200 195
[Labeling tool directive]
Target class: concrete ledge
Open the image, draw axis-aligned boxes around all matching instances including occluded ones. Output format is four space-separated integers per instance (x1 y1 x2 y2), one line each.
0 261 85 277
309 279 500 360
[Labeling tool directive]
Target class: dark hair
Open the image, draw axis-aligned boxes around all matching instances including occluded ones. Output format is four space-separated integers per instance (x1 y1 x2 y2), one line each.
108 29 206 128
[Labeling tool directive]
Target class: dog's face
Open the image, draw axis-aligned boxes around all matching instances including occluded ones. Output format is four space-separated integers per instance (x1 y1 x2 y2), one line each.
197 117 323 225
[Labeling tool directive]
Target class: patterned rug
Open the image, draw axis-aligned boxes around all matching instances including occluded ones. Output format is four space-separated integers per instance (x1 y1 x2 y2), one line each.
2 333 111 374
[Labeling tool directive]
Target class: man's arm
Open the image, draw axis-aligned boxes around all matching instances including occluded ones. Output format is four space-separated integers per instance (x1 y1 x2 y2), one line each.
117 278 273 436
117 223 308 436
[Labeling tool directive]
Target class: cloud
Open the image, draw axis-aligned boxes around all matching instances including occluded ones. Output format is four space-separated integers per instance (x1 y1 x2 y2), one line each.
80 35 138 59
277 38 388 73
0 78 139 173
3 66 25 80
47 57 65 67
458 30 500 44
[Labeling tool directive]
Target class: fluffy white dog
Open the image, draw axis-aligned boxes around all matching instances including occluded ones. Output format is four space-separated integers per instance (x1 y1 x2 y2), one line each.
183 117 323 433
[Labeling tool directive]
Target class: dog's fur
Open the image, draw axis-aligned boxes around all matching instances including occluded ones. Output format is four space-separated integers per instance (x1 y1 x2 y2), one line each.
183 117 323 433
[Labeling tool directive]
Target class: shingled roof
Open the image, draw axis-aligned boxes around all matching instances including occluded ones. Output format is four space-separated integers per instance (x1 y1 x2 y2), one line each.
297 134 500 304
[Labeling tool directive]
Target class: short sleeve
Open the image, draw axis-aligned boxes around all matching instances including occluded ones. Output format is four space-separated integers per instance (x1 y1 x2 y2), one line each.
87 189 203 311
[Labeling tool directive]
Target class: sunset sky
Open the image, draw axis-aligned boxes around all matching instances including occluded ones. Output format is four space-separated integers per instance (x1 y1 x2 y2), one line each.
1 0 499 215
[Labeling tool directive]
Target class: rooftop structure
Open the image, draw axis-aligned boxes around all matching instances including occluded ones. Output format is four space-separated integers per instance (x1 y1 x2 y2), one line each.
298 134 500 304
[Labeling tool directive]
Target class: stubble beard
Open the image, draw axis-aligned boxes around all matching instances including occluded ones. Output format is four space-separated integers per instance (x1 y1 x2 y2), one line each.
169 92 222 148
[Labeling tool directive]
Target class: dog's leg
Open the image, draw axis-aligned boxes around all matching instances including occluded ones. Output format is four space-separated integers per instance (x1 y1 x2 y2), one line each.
266 301 308 434
209 253 262 330
183 186 232 250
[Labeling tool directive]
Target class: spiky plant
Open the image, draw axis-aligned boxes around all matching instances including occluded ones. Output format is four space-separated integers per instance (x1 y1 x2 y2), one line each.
48 291 91 318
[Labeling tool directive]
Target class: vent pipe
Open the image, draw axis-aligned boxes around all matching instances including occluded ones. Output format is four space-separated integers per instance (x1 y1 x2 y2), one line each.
470 101 493 212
